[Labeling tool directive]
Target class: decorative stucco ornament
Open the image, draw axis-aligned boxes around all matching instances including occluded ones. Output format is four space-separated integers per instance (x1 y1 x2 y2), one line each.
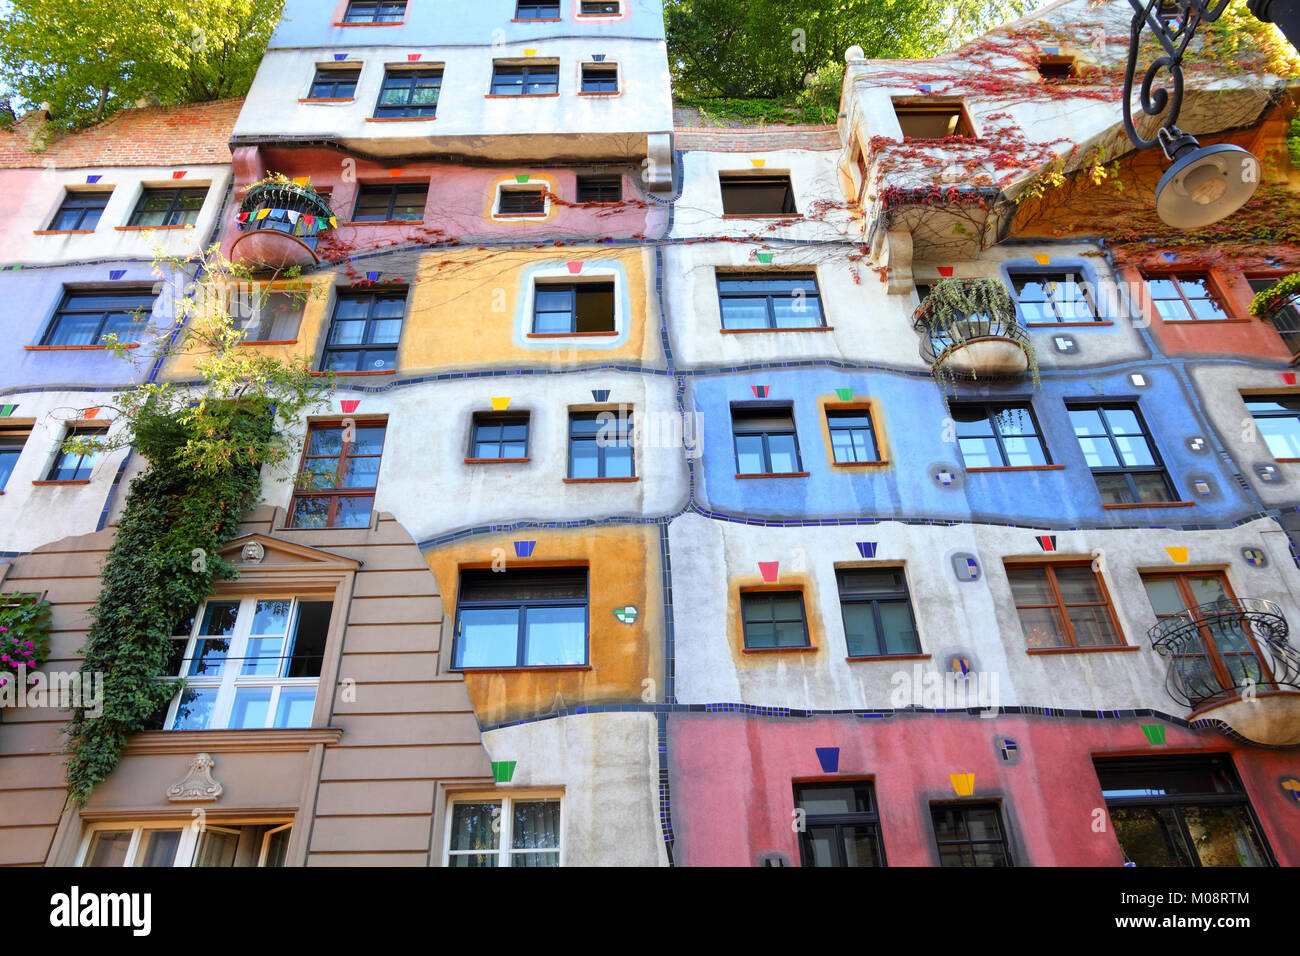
241 540 266 564
614 606 638 624
167 753 224 803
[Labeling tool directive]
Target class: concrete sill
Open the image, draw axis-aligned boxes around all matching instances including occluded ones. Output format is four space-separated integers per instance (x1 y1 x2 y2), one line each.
742 645 817 655
721 213 802 220
735 471 810 479
1274 458 1300 463
965 465 1066 473
465 457 530 464
493 213 548 219
115 224 194 231
526 331 617 338
32 480 90 486
26 343 139 350
33 229 94 235
122 727 344 756
310 370 397 377
577 91 620 96
721 326 832 334
563 476 638 483
236 339 298 347
846 653 931 662
510 17 561 20
1101 500 1195 509
1026 644 1140 655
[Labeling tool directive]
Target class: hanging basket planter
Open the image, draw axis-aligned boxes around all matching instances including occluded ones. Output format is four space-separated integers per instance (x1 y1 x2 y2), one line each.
913 278 1039 387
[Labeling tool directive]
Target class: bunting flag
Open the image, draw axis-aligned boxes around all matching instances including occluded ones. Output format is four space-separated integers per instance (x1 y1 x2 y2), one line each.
236 211 250 223
255 208 272 220
302 214 315 229
286 211 301 224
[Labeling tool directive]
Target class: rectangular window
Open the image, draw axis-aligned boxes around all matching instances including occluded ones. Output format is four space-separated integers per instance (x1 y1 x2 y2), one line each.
322 290 406 372
352 183 428 222
244 290 303 342
289 422 386 528
837 568 918 657
127 187 207 227
580 64 618 93
497 187 547 216
469 412 530 460
454 567 588 668
1094 755 1273 867
826 409 879 464
307 67 360 99
47 191 112 231
81 822 292 867
1144 273 1231 321
794 782 886 867
1067 403 1175 504
576 176 622 203
0 427 29 490
1006 562 1123 649
1246 395 1300 459
1009 272 1097 324
343 0 406 22
732 405 802 475
42 289 154 347
515 0 560 18
1248 277 1300 356
165 597 333 731
491 64 559 95
447 796 561 866
950 402 1049 468
717 273 823 330
893 102 974 139
719 174 797 216
931 804 1012 866
579 0 620 13
46 422 108 482
533 281 615 334
374 69 441 118
741 590 809 649
1037 56 1076 79
568 410 634 478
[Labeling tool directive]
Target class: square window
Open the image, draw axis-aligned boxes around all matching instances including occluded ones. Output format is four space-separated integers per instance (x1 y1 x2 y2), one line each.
1006 562 1123 649
374 69 441 118
307 67 360 99
893 101 974 139
127 187 207 227
352 183 428 221
497 187 547 216
454 567 588 668
343 0 406 22
1143 273 1231 321
243 290 304 342
719 174 797 216
794 781 886 866
0 427 29 491
321 290 406 372
931 803 1012 866
1067 402 1176 504
731 404 802 475
42 288 155 347
515 0 560 18
741 590 809 649
469 412 530 460
1009 272 1097 324
289 421 386 528
579 0 620 13
568 410 633 478
581 64 618 93
717 273 823 330
826 409 879 464
533 281 615 334
47 190 112 231
576 176 622 203
949 402 1050 468
837 568 918 656
447 796 562 866
1245 394 1300 460
47 423 109 481
491 63 559 95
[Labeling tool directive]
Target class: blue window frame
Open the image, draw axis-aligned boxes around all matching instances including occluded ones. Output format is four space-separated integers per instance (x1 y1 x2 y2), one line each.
491 64 559 95
717 273 823 330
322 291 406 372
0 428 28 490
343 0 405 22
470 413 530 460
732 404 802 475
374 69 441 118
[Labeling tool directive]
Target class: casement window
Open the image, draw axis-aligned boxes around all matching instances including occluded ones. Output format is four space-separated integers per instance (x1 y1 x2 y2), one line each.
1246 395 1300 459
893 101 974 139
307 67 360 99
794 782 886 867
731 405 803 475
1006 562 1124 649
1095 755 1273 867
740 589 809 649
719 174 797 216
0 427 29 490
717 273 824 330
127 187 207 227
453 567 588 668
80 822 292 868
1067 403 1176 504
491 63 559 95
949 403 1050 468
826 409 880 464
343 0 406 22
352 183 428 222
579 0 620 13
1144 273 1230 320
567 410 634 478
534 281 615 334
1141 571 1268 705
515 0 560 18
837 568 919 657
47 190 112 231
931 804 1012 866
47 422 108 481
446 796 561 866
496 187 547 217
289 421 386 528
42 289 153 347
1009 272 1097 324
374 69 441 118
321 290 406 372
469 412 529 460
576 176 622 203
1248 277 1300 355
243 290 303 342
580 64 618 93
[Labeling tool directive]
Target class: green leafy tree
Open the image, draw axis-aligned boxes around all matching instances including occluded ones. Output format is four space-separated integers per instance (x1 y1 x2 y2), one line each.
0 0 283 132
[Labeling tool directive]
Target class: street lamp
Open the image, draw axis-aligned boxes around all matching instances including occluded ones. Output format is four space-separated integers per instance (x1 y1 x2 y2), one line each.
1122 0 1298 227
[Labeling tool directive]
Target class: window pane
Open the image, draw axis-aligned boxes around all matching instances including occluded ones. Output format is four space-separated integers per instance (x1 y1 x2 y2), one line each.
1054 567 1103 604
459 607 519 666
524 605 586 665
1109 806 1194 866
137 830 182 867
252 599 291 635
192 830 239 868
767 434 799 473
843 825 885 866
1143 577 1190 616
1256 416 1300 458
172 686 219 730
1113 435 1156 467
273 688 317 728
290 496 331 529
804 826 838 866
1007 568 1052 605
286 602 332 678
243 637 284 675
1000 436 1047 467
450 802 500 858
333 496 374 528
87 830 133 867
958 436 1002 468
878 601 919 654
230 688 272 728
843 602 880 655
569 439 599 478
1131 472 1174 502
1017 606 1068 648
512 800 560 850
1066 605 1120 646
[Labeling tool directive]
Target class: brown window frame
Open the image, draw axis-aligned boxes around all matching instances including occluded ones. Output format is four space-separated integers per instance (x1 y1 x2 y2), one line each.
288 420 387 529
1006 560 1125 650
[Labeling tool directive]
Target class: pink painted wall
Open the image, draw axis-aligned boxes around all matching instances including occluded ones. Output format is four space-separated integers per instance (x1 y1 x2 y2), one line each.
668 713 1300 867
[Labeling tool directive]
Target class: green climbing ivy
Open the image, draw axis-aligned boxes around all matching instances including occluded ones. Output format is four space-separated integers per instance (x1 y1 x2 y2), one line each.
61 244 331 806
1249 273 1300 319
918 278 1040 391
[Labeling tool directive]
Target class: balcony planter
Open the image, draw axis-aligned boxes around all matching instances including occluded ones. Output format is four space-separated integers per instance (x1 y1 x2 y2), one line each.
1148 598 1300 746
913 278 1038 386
231 175 336 272
1249 273 1300 360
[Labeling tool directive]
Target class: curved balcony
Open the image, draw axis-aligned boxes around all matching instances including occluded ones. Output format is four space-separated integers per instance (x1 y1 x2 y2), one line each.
913 279 1034 383
1148 598 1300 746
231 181 336 272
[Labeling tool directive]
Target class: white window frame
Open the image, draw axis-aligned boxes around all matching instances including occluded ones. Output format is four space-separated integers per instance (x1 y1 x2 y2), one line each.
443 793 564 867
76 820 292 867
164 596 325 731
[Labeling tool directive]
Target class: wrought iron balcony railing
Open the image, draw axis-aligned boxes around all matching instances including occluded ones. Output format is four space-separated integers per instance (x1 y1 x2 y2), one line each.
236 181 335 251
912 279 1036 382
1147 598 1300 709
